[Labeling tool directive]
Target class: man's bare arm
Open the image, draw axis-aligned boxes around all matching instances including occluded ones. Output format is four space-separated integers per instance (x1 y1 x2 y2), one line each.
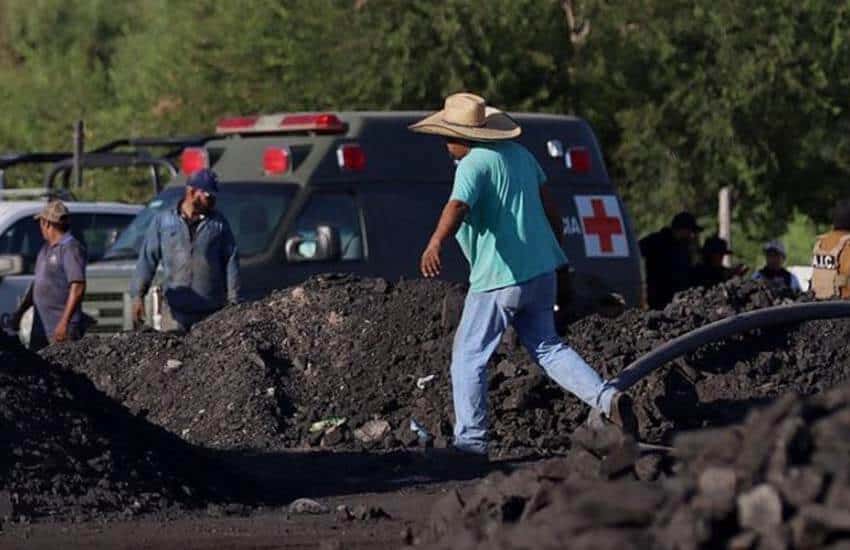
421 200 469 277
54 282 85 341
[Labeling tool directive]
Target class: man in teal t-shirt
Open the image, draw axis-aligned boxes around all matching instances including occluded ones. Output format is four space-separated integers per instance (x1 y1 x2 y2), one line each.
449 139 567 292
410 93 637 457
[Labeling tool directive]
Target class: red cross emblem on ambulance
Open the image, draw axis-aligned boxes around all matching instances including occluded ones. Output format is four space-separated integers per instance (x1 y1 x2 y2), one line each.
574 195 628 257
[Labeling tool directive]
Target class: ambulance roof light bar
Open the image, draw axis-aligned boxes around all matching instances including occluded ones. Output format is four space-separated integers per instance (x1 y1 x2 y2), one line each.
215 117 259 132
216 113 347 135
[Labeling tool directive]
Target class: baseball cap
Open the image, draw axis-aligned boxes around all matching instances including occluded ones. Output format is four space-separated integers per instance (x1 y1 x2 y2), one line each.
186 168 220 196
671 211 703 233
763 240 786 257
702 235 732 255
33 200 70 224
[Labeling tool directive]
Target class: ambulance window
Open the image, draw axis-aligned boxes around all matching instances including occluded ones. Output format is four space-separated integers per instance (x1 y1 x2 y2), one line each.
104 185 295 260
104 188 182 260
291 193 364 261
216 187 293 257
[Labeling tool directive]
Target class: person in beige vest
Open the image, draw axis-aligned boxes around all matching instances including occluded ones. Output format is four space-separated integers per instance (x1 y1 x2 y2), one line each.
811 199 850 299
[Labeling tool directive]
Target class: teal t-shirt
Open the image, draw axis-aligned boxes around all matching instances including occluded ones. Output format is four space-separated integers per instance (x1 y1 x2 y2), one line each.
450 141 567 292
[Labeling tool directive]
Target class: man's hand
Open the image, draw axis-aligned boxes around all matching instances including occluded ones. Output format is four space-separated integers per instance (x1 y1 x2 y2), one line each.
53 320 69 343
421 240 442 278
421 200 469 278
132 298 145 325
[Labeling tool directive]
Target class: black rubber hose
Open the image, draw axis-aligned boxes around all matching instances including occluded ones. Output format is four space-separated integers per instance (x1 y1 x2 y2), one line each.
610 301 850 391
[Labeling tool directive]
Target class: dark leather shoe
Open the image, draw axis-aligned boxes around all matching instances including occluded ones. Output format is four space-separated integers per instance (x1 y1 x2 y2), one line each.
608 391 639 437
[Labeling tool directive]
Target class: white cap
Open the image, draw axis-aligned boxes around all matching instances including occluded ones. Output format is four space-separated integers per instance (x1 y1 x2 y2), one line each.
763 240 786 257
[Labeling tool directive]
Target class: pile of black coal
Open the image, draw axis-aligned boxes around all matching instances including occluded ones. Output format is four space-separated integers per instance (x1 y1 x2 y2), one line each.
42 327 291 450
43 275 463 452
42 274 850 458
566 278 850 443
42 274 608 455
0 336 216 523
424 381 850 549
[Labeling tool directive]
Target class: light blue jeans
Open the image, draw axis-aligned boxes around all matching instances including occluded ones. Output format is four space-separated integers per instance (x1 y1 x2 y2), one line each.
451 271 616 454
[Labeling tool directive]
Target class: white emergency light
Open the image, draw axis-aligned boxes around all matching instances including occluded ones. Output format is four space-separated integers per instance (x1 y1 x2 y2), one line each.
547 139 564 158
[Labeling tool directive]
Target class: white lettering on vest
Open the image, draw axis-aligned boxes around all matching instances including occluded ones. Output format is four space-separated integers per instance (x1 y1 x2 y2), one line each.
813 254 838 269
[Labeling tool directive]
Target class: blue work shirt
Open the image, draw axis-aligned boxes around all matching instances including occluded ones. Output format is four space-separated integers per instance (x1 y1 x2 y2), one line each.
33 233 87 337
130 204 240 314
450 141 566 292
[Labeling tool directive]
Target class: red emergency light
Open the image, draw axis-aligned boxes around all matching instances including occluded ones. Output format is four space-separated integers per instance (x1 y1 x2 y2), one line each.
566 147 591 174
263 146 291 175
280 113 346 133
337 143 366 172
180 147 209 175
215 112 347 135
216 116 259 131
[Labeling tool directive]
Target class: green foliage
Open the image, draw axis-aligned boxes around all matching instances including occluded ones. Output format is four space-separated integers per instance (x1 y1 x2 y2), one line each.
569 0 850 267
729 210 827 270
781 210 829 267
0 0 848 269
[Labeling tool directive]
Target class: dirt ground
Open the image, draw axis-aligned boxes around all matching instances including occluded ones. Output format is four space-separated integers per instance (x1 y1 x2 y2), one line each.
2 456 517 550
8 275 850 548
5 485 445 550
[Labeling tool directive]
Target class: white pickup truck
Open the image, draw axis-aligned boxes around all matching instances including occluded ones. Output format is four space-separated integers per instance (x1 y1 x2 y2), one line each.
0 200 141 331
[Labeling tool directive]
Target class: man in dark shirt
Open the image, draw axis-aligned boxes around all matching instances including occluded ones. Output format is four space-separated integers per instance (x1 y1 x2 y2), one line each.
12 201 86 349
691 235 745 288
639 212 702 309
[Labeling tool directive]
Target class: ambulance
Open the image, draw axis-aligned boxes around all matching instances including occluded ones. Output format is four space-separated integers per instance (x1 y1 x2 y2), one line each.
84 111 642 332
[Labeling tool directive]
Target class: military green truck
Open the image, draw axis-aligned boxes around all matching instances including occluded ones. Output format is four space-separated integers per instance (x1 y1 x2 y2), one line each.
83 111 642 332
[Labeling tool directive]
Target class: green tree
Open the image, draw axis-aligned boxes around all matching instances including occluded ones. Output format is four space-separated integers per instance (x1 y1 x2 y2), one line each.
0 0 848 269
574 0 850 254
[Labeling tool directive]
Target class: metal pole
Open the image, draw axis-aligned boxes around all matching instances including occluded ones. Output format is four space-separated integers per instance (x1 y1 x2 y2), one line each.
72 120 84 189
718 186 732 267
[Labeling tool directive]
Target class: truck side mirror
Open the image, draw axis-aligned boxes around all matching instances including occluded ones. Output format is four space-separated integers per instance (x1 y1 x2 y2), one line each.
0 255 23 277
285 225 342 263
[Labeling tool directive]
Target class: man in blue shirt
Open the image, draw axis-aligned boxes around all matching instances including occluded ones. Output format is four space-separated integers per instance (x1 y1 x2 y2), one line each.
131 169 240 332
410 93 637 457
12 200 86 349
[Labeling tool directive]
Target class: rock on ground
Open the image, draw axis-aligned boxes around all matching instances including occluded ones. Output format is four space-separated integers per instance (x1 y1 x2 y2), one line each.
424 381 850 549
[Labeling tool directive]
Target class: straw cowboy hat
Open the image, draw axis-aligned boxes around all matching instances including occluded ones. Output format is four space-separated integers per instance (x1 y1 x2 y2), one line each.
409 93 521 141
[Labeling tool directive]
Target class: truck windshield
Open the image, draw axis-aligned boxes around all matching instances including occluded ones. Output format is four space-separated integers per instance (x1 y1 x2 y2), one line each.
103 183 296 260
